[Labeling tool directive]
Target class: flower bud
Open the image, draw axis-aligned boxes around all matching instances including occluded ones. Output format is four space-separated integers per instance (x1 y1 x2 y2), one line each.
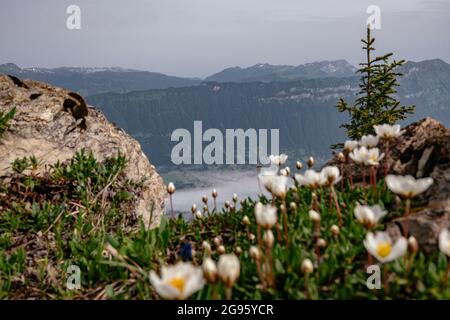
301 258 314 274
280 168 288 176
289 202 297 211
248 233 256 242
213 236 222 246
317 238 327 248
202 257 218 283
191 203 197 214
202 195 208 204
212 189 218 198
224 200 231 209
167 182 176 194
232 193 238 202
330 224 340 236
217 245 226 255
202 241 211 254
242 215 250 226
217 254 240 288
296 161 303 170
408 236 419 254
249 246 260 260
235 246 243 255
263 230 275 248
307 157 315 168
309 210 321 223
338 152 345 163
195 210 203 220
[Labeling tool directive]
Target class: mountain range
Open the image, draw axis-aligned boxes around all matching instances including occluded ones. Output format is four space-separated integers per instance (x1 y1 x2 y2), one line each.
2 59 450 169
1 60 358 95
0 63 201 96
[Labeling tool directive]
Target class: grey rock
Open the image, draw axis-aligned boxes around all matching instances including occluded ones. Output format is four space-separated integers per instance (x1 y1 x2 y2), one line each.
0 74 165 229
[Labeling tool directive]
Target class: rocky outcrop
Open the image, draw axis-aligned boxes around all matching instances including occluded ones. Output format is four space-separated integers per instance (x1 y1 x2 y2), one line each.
0 74 165 229
385 118 450 252
328 118 450 253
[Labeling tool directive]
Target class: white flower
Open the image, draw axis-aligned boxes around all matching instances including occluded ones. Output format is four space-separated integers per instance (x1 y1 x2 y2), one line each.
364 231 407 263
360 135 379 148
254 202 277 229
354 203 387 229
217 254 240 288
259 170 288 198
386 175 433 198
295 169 325 189
344 140 358 152
321 166 341 186
258 168 277 190
270 175 288 198
349 146 370 165
439 229 450 257
269 154 288 166
374 124 402 140
365 148 385 166
149 262 205 299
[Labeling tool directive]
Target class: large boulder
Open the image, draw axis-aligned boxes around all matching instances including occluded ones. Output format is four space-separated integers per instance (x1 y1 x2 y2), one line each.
0 74 165 229
327 118 450 253
385 118 450 252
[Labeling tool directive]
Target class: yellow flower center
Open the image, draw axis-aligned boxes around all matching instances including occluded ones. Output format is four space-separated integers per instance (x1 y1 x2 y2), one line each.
376 242 392 258
168 277 186 293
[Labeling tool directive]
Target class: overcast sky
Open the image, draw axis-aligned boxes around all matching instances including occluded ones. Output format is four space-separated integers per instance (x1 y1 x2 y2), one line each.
1 0 449 78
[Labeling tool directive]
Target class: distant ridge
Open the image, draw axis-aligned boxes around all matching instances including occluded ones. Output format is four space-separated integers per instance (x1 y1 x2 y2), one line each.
205 60 357 83
0 63 201 96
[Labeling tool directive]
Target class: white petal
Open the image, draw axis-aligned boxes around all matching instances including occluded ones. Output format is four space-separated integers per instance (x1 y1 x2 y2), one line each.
385 237 407 263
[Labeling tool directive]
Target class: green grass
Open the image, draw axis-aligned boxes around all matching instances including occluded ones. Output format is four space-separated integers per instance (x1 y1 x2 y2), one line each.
0 107 16 138
0 151 448 299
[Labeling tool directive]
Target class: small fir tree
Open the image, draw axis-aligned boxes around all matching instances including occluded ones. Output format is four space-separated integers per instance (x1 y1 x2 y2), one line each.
336 27 415 140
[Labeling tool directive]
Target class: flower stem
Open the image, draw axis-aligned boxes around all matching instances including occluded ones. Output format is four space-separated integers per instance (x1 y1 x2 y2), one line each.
367 251 373 267
331 186 343 227
225 287 232 300
383 264 390 295
169 195 175 219
265 243 275 287
304 275 310 299
257 225 263 252
444 259 449 285
255 258 266 289
403 198 411 237
282 200 289 248
384 141 390 177
316 244 321 265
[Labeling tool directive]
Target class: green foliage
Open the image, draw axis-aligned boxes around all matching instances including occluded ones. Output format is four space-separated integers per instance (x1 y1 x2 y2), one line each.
0 151 448 299
336 28 415 140
0 107 16 138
